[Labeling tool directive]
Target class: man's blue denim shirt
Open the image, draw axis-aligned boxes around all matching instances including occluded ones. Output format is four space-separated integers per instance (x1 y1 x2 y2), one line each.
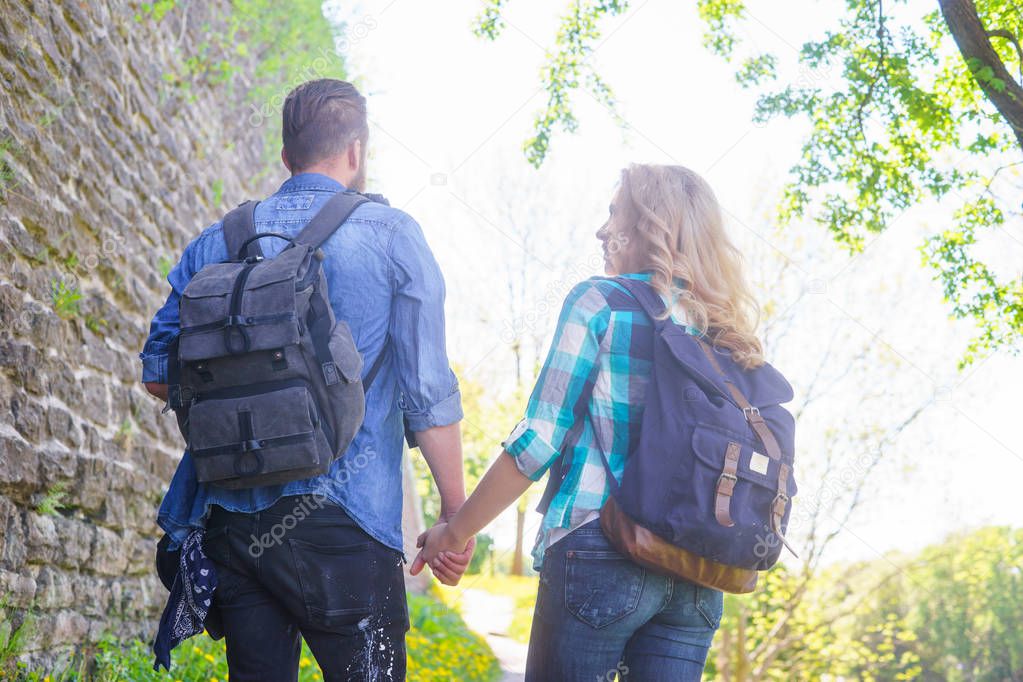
140 173 462 552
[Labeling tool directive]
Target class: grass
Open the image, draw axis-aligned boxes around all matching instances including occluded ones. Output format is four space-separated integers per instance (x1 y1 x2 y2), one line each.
0 592 501 681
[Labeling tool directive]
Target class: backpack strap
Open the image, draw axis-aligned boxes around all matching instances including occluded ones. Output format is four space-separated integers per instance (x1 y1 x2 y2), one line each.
609 276 669 321
293 191 371 250
362 342 388 394
222 201 262 261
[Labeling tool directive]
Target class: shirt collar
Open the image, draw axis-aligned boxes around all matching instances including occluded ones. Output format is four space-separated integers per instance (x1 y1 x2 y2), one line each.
276 172 347 194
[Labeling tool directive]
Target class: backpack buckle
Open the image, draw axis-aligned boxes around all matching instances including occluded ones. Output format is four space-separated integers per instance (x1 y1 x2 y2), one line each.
717 472 738 487
742 406 761 421
167 384 195 409
771 492 790 517
321 361 340 386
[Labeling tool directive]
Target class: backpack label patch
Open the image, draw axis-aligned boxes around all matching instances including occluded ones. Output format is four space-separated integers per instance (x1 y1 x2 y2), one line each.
749 451 769 475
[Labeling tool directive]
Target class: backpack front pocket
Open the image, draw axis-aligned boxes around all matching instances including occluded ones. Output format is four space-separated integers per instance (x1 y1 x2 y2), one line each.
187 383 332 487
674 424 797 568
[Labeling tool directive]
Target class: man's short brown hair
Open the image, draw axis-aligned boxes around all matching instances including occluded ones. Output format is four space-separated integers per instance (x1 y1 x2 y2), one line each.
282 79 368 172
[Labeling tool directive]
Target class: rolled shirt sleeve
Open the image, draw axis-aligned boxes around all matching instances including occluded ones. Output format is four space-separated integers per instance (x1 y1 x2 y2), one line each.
388 216 463 432
502 280 611 481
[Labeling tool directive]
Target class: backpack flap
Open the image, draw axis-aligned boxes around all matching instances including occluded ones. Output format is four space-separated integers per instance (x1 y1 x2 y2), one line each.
178 247 307 362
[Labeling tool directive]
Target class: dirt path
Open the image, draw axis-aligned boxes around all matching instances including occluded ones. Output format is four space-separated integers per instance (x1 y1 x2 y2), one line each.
459 588 528 681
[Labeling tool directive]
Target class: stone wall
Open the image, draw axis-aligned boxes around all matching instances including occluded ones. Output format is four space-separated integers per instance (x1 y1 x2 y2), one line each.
0 0 367 664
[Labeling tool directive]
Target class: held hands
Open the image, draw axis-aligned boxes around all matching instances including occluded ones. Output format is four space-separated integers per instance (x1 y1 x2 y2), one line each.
409 522 475 586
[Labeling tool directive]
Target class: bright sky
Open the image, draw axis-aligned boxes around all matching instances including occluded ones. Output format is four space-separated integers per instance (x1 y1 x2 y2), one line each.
325 0 1023 566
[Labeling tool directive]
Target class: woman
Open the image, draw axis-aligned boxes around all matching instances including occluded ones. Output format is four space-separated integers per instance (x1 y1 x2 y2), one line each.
412 164 765 680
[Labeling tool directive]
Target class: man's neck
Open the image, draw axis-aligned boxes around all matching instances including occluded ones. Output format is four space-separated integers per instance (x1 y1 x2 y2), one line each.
292 165 354 188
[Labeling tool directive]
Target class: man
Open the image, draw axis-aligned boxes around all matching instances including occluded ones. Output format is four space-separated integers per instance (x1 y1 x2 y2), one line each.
140 78 472 681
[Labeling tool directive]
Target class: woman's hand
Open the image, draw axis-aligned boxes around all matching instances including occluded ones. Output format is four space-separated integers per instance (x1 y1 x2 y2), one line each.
410 522 475 586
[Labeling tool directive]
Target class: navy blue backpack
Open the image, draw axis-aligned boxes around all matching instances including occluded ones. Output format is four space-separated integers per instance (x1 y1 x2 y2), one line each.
592 278 796 593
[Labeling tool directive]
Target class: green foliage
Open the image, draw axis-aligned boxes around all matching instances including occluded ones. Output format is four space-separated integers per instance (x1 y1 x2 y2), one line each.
478 0 1023 363
696 0 745 57
707 526 1021 680
36 482 69 517
210 178 225 207
136 0 178 23
0 599 34 675
466 532 494 574
49 279 81 319
84 314 107 335
137 0 346 169
473 0 511 40
900 526 1023 680
475 0 629 167
157 255 174 280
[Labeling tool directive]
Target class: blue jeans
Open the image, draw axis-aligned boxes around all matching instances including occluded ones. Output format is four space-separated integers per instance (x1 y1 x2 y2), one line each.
525 520 722 681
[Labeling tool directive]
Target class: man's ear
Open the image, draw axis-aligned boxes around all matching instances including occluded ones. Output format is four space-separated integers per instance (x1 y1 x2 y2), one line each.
281 147 292 173
347 140 362 173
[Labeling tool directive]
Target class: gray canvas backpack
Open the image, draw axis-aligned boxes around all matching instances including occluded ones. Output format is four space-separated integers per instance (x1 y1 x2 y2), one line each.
165 191 387 489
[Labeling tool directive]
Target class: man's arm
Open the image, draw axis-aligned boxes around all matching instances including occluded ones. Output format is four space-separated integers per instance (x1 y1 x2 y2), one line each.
388 216 471 584
414 423 466 518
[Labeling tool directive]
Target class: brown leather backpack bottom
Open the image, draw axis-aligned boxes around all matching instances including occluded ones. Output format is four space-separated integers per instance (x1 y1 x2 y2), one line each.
600 496 759 594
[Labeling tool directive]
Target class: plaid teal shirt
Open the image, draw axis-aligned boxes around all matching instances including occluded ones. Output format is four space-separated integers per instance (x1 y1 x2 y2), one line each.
503 273 699 568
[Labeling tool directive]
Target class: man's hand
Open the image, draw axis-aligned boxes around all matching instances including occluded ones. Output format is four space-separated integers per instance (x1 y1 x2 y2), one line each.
145 382 169 402
409 522 475 586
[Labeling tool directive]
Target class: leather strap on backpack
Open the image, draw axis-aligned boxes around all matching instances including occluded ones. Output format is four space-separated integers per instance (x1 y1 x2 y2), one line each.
715 442 741 527
695 339 782 462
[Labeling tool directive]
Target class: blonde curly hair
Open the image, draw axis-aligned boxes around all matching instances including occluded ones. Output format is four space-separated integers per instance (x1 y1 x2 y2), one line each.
615 164 764 369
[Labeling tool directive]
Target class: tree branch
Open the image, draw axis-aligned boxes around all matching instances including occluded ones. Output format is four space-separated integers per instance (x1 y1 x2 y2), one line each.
987 28 1023 79
939 0 1023 152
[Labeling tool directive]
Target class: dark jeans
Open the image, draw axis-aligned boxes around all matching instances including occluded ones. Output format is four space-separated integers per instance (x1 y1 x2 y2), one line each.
203 496 409 682
525 520 723 682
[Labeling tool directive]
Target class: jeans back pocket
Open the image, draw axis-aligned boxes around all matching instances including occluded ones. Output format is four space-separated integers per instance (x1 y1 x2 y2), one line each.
565 549 646 629
289 538 376 632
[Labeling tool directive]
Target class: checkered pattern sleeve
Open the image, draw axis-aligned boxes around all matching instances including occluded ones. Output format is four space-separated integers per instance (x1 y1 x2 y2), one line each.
502 280 610 480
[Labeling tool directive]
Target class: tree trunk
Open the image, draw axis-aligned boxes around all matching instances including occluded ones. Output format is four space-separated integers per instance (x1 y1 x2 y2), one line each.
734 605 751 682
939 0 1023 151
